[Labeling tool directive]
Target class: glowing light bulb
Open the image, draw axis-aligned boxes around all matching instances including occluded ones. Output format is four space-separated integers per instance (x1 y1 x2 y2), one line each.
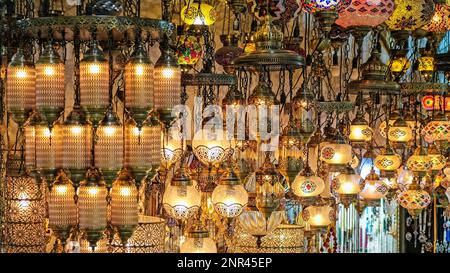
135 65 145 76
104 126 116 136
16 69 27 78
89 64 101 74
56 185 68 194
44 66 55 76
120 187 131 196
43 128 52 138
132 127 141 136
87 187 99 195
161 67 175 79
70 126 82 135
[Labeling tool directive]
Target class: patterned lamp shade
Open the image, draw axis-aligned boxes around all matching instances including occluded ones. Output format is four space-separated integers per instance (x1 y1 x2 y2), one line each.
48 172 77 244
95 109 123 187
212 167 248 218
109 216 166 253
35 43 65 126
388 117 413 145
180 220 217 253
302 0 351 13
422 4 450 33
422 113 450 149
124 43 153 126
24 124 36 171
406 146 432 175
238 210 285 237
291 166 325 200
336 0 395 28
397 179 431 218
389 51 410 77
302 203 335 231
181 1 216 26
385 0 435 31
428 144 446 172
35 122 63 185
176 35 202 66
62 105 92 186
319 139 353 169
111 170 138 243
124 121 161 185
360 170 388 202
214 34 243 72
78 167 108 249
374 147 402 176
333 166 362 206
348 112 373 145
161 133 185 169
3 159 47 253
192 128 234 168
80 41 109 125
6 49 35 125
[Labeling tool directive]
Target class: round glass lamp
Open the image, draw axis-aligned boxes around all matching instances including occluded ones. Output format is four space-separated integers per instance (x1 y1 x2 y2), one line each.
348 111 373 146
320 133 353 172
374 146 402 178
333 165 362 207
192 128 234 168
181 1 216 26
291 165 325 205
388 117 413 147
406 145 432 178
302 202 335 232
180 221 217 253
359 169 388 205
397 177 431 218
428 143 446 175
212 166 248 218
422 112 450 150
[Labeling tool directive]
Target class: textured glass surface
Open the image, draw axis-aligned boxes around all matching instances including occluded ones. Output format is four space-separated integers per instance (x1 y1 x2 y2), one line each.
78 185 107 230
111 183 138 227
154 66 181 110
24 125 35 170
35 124 63 171
125 62 154 109
62 124 91 169
36 62 65 110
49 183 77 229
124 124 161 169
95 125 123 170
80 61 109 109
6 66 35 111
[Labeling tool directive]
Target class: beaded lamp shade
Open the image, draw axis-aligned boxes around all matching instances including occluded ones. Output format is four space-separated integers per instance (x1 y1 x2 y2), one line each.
124 121 161 185
302 0 351 13
3 160 47 253
48 172 77 243
124 43 154 126
6 49 35 125
80 41 109 125
385 0 435 31
35 122 63 184
176 35 202 66
234 224 303 253
35 43 65 126
422 4 450 33
109 216 166 253
397 181 431 218
78 167 108 248
336 0 395 28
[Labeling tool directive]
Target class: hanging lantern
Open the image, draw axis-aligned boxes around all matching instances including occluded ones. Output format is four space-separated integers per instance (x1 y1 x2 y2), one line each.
163 166 201 220
95 108 123 188
302 0 351 34
397 168 414 190
161 133 185 169
428 143 446 175
6 49 35 125
418 47 435 82
80 41 109 126
422 111 450 150
214 34 243 73
212 166 248 218
35 43 65 128
180 220 217 253
291 165 325 205
111 169 138 244
24 115 38 172
154 41 181 126
348 111 373 146
35 121 63 187
385 0 435 32
379 111 399 138
292 86 316 143
389 50 410 78
78 167 108 250
397 177 431 218
406 145 432 178
374 146 402 178
192 128 233 169
63 105 91 187
124 42 154 127
124 119 161 186
279 119 303 183
176 34 202 67
359 168 388 205
422 3 450 34
388 116 413 147
333 165 362 207
255 152 285 219
181 1 216 26
335 0 395 29
48 171 77 248
238 210 286 247
320 133 353 172
301 201 335 232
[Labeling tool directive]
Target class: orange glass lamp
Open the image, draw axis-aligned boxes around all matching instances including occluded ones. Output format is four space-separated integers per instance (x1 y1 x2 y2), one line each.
78 167 108 251
320 133 353 172
6 49 35 126
428 143 446 176
124 42 154 127
397 176 431 218
389 51 410 78
301 200 335 233
212 166 248 218
124 119 161 187
35 43 65 128
418 51 435 82
291 165 325 206
48 171 77 249
163 166 201 221
348 111 373 146
374 146 402 178
388 117 413 147
111 169 138 244
406 145 432 178
422 112 450 150
359 168 388 206
181 1 216 26
80 41 109 126
180 220 217 253
333 165 362 207
35 121 63 187
95 108 123 188
379 111 399 138
63 105 91 188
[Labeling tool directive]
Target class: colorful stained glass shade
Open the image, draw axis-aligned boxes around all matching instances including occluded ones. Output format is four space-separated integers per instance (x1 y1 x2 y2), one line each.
422 4 450 33
336 0 395 28
302 0 352 13
385 0 435 31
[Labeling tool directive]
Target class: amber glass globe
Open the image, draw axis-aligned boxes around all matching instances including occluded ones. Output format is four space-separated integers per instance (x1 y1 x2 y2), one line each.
212 167 248 218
